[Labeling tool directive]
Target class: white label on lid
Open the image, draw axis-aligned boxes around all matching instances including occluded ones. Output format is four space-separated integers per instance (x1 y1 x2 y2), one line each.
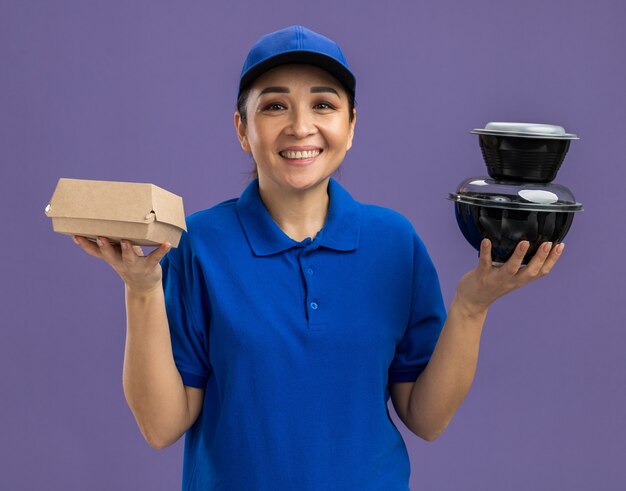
518 189 559 204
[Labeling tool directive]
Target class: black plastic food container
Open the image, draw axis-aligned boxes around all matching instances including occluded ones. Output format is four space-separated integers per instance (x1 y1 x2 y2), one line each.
471 122 579 183
449 178 583 264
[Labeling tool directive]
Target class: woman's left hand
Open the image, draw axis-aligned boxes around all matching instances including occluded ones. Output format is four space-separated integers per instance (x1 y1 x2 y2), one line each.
454 239 565 316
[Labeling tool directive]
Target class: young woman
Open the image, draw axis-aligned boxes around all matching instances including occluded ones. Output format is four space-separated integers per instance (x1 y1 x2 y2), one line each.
73 25 564 491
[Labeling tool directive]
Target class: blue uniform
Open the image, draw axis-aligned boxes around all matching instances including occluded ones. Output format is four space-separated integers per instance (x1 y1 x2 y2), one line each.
160 177 447 490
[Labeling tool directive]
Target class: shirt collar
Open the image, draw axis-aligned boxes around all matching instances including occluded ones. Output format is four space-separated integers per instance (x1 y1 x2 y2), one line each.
236 178 361 257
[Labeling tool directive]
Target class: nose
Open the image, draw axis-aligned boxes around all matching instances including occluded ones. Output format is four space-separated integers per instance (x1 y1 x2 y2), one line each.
286 104 316 138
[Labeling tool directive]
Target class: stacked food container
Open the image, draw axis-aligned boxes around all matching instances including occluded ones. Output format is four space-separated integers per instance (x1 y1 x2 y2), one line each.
449 122 583 264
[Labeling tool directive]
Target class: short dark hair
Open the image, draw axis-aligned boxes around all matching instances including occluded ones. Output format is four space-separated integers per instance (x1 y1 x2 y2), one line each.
236 84 356 180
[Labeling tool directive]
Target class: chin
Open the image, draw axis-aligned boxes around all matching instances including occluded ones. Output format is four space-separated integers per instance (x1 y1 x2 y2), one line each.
268 170 329 191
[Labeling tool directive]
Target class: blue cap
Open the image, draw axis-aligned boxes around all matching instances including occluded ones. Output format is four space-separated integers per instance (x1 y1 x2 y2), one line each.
238 25 356 98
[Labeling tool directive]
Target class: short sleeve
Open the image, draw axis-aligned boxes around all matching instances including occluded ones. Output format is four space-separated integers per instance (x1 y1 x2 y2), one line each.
388 232 446 383
161 247 212 389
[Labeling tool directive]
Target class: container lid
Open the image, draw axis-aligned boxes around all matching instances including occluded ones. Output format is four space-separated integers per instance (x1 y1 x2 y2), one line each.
471 122 579 140
448 177 583 212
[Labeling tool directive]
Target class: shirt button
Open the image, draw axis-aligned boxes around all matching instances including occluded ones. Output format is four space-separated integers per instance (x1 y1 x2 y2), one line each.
310 301 318 310
306 267 314 275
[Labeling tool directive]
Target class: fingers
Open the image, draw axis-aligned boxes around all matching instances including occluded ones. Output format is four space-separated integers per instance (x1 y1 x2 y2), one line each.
523 241 551 278
502 240 529 276
120 240 138 265
146 242 172 269
73 235 102 258
73 236 129 270
106 239 167 269
132 245 145 257
524 241 565 279
542 243 564 274
96 236 122 267
478 239 493 270
73 236 171 273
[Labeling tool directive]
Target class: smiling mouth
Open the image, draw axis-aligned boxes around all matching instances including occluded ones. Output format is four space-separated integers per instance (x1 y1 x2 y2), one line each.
279 149 323 160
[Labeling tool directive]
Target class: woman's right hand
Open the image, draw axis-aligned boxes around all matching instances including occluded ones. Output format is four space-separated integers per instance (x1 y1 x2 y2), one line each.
73 235 172 294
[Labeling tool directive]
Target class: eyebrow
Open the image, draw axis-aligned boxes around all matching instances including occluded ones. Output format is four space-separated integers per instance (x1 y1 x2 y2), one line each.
310 86 339 96
258 86 340 96
259 86 290 95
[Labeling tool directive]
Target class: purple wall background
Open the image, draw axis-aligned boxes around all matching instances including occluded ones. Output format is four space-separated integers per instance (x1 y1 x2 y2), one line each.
2 1 625 489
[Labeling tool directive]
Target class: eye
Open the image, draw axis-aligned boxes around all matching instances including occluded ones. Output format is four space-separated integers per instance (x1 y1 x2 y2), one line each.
262 103 286 111
314 102 335 110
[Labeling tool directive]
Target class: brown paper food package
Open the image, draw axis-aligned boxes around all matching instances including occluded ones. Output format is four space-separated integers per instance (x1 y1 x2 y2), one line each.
45 178 187 247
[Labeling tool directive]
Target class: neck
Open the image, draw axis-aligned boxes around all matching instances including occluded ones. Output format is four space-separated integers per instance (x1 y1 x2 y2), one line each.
257 177 331 242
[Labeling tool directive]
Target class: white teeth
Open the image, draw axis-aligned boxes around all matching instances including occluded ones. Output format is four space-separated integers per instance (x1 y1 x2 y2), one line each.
280 149 321 159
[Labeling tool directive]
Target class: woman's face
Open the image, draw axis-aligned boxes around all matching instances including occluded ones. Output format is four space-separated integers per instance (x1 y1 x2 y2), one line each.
235 64 356 193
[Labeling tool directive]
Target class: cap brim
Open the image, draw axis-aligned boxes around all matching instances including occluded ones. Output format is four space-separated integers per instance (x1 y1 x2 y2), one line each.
238 50 356 97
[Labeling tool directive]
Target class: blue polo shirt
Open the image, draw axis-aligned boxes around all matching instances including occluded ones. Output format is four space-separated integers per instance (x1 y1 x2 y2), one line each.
160 177 446 491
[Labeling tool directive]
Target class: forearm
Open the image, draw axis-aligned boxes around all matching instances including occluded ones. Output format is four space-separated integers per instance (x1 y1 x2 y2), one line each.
407 294 488 440
122 283 190 449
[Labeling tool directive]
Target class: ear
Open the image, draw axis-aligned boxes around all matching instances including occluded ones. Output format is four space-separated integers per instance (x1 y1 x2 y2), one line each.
234 112 251 153
346 108 357 151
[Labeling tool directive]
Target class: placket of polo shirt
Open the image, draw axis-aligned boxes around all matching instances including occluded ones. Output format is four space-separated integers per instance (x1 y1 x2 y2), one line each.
298 239 326 332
